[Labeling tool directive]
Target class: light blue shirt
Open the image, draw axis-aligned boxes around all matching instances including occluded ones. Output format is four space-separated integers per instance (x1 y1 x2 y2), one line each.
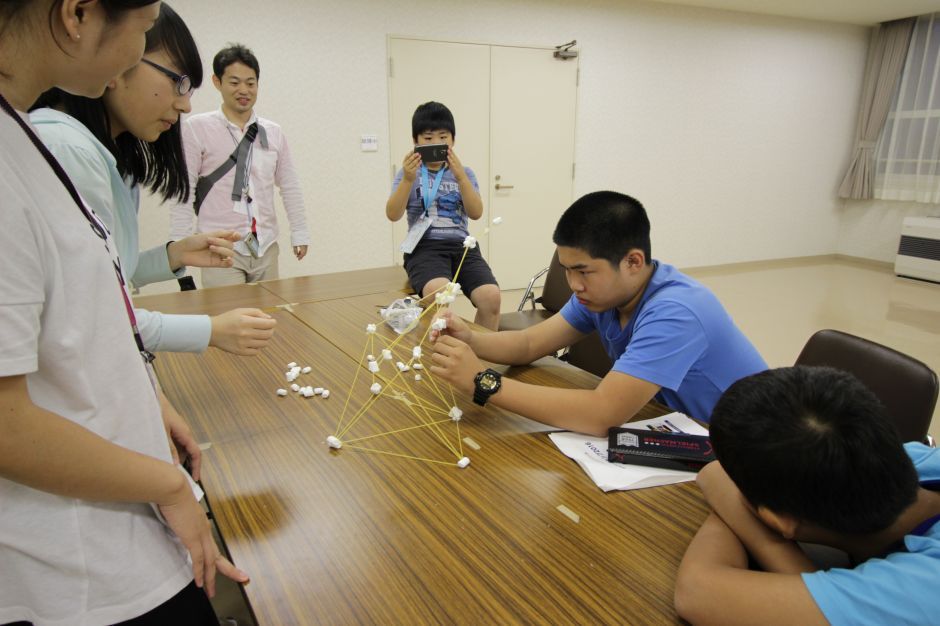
802 443 940 626
560 261 767 421
30 108 211 353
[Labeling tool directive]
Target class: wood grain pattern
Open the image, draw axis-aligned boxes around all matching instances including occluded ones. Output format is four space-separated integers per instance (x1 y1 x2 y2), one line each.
152 276 708 625
258 265 410 303
134 282 288 316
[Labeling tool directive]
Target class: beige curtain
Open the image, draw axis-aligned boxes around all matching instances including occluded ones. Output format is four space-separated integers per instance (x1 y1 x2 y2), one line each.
838 18 915 199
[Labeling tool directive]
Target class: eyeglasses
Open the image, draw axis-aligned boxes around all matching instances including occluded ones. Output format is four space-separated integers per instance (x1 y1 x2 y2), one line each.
140 58 193 97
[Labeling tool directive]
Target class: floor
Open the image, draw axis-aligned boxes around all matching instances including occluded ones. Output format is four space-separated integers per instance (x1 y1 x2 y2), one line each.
213 255 940 623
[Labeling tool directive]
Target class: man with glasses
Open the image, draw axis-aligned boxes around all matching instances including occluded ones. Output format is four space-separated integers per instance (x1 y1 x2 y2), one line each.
169 43 310 287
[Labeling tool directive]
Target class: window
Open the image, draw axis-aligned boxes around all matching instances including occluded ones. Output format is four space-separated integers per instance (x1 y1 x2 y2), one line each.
875 13 940 203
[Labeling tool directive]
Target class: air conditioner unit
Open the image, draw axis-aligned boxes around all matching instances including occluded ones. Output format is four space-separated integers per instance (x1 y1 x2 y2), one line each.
895 217 940 284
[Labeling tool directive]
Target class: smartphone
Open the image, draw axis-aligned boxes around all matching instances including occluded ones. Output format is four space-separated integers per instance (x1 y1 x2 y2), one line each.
414 143 449 163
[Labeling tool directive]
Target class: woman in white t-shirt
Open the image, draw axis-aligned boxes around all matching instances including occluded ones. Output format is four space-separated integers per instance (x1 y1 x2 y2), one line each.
0 2 248 624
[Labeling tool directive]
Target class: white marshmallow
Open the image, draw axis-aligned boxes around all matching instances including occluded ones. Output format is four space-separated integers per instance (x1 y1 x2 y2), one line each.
366 323 377 334
414 374 422 382
327 436 342 449
457 457 470 469
462 236 477 249
382 349 392 360
321 390 330 399
435 293 447 305
370 382 382 395
368 360 380 373
431 318 447 331
290 383 300 392
276 388 288 396
301 366 312 374
302 387 314 397
413 346 422 358
314 387 324 395
412 363 424 370
449 406 463 422
287 362 297 369
286 371 298 382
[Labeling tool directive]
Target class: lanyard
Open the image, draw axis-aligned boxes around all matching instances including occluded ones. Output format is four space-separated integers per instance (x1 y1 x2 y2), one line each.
0 93 155 367
419 164 446 217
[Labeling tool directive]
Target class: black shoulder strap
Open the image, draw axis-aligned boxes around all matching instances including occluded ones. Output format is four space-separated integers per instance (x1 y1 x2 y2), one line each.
193 122 259 215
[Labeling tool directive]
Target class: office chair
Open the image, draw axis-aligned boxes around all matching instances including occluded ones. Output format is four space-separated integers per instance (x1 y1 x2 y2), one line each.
795 329 938 445
499 251 613 378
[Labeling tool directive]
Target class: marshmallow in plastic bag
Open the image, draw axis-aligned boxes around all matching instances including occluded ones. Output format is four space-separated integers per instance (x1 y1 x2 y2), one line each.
380 296 423 335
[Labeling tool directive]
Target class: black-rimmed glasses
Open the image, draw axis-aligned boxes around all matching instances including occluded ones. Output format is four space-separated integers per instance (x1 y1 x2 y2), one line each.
140 58 193 96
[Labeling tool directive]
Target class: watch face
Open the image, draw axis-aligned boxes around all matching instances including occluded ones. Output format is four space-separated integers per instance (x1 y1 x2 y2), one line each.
479 373 499 391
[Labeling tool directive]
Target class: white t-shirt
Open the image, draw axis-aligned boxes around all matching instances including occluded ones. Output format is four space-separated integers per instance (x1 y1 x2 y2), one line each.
0 108 192 624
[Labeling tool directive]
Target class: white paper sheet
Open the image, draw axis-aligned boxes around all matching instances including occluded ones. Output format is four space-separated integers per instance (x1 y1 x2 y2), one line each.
548 412 709 492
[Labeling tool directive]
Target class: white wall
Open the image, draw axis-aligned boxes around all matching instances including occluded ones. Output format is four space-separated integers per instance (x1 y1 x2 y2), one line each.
839 198 940 262
136 0 869 294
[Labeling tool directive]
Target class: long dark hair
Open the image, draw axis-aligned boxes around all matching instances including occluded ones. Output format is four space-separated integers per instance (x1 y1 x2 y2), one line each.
30 2 202 203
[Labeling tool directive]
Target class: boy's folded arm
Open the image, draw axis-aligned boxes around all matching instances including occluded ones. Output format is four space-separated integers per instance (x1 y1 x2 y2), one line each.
697 462 817 575
458 181 483 220
386 183 410 221
675 513 827 626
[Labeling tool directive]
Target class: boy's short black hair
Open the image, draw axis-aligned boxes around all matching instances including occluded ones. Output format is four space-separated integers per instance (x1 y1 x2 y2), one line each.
709 366 919 534
412 101 455 141
552 191 651 266
213 43 260 79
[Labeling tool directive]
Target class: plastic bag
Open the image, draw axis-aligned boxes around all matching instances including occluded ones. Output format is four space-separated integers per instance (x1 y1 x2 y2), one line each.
380 296 423 335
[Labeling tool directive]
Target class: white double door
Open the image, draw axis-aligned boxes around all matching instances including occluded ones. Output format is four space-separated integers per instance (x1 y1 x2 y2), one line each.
388 37 578 289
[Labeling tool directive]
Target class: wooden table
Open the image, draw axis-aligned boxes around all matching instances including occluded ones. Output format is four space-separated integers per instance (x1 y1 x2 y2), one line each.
140 274 708 625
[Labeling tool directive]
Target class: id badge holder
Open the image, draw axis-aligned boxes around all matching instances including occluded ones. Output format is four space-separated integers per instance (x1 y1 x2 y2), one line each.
400 216 432 254
244 231 261 258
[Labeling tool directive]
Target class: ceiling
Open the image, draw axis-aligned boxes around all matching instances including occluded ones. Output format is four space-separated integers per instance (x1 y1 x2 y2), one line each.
640 0 939 26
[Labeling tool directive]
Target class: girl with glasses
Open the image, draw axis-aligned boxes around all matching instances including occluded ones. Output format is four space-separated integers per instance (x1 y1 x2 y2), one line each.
31 3 277 357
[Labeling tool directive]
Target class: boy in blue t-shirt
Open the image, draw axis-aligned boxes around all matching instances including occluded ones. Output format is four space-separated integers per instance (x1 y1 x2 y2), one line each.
676 366 940 625
429 191 766 436
386 102 500 330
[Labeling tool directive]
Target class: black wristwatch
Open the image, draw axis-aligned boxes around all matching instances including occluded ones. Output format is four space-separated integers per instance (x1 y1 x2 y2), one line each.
473 368 502 406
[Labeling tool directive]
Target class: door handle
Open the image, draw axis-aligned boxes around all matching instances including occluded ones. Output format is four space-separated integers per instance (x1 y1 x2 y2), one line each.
495 183 514 190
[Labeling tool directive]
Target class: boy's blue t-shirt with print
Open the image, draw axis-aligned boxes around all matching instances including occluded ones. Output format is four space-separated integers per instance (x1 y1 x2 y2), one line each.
392 166 478 241
801 443 940 626
559 261 766 422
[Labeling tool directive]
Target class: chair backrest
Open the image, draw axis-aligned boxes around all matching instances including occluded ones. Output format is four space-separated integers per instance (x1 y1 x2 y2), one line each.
538 250 574 313
564 331 613 378
795 329 938 443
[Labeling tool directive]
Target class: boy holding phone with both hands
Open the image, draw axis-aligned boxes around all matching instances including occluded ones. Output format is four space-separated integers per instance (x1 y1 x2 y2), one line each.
386 101 501 330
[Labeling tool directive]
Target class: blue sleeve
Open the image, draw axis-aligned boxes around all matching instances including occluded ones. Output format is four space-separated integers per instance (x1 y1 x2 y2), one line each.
135 308 211 353
132 245 181 288
464 167 480 193
905 442 940 468
612 300 707 389
391 168 404 192
559 295 596 334
801 550 937 625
